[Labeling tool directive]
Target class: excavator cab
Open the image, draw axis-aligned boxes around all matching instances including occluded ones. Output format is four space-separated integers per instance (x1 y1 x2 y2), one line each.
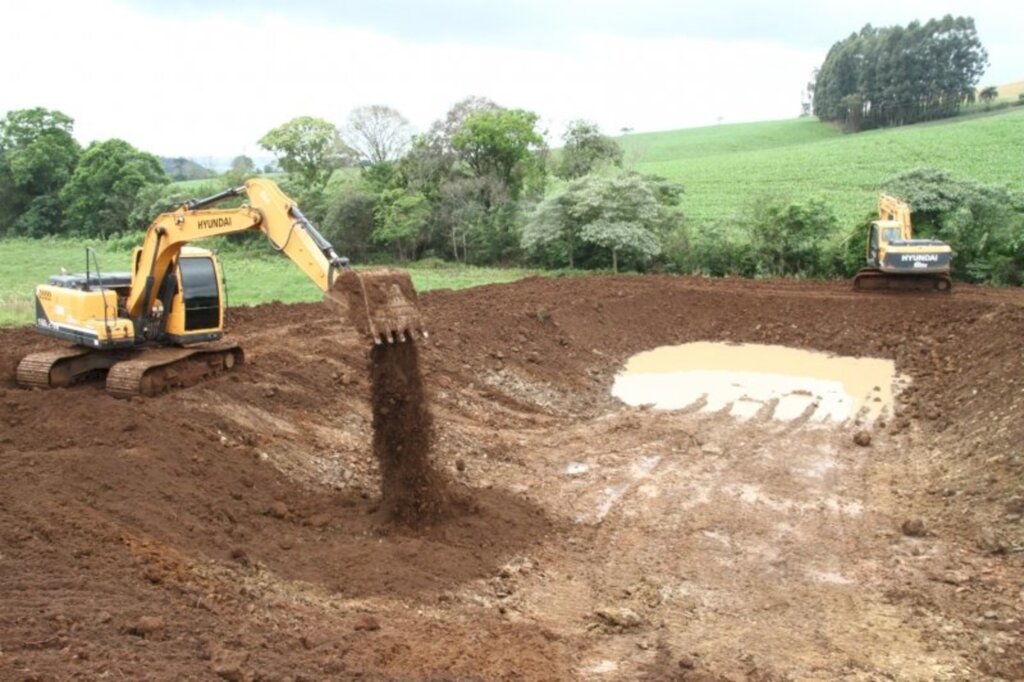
161 248 227 344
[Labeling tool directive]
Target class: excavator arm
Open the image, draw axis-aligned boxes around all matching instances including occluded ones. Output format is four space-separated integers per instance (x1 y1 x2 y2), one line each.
127 177 423 344
878 194 914 240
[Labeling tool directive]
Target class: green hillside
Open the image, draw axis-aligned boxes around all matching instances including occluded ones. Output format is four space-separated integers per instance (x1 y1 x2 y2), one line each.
621 118 843 163
621 108 1024 226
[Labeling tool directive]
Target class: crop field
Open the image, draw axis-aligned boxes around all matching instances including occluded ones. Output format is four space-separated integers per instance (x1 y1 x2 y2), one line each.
621 107 1024 226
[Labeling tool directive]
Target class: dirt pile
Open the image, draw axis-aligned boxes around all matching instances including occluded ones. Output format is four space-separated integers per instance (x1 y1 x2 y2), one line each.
370 341 452 525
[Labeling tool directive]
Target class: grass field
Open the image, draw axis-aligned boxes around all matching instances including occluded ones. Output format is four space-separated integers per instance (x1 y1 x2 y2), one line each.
620 107 1024 226
0 238 546 326
4 99 1022 324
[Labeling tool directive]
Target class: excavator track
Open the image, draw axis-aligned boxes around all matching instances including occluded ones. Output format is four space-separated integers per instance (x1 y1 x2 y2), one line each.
853 268 952 293
106 341 244 399
16 347 126 389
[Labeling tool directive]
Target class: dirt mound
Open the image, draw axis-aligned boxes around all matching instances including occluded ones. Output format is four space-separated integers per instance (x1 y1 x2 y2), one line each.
370 341 453 525
2 275 1023 680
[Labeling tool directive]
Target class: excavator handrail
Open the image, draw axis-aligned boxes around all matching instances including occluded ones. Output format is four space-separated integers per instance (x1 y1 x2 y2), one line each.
85 247 114 341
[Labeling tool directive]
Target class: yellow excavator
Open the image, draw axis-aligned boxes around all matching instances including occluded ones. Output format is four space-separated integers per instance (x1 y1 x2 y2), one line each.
853 194 953 292
17 178 425 397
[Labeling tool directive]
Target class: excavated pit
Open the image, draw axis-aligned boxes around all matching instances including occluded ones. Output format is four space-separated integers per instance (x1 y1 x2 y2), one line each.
1 276 1023 681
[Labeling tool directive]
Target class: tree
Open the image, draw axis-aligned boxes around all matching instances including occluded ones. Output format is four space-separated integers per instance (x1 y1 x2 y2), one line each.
978 86 999 105
0 108 81 235
408 105 547 264
743 197 838 277
437 175 496 262
60 139 168 238
522 191 578 267
573 174 668 272
426 96 501 154
223 154 256 186
581 219 662 273
523 173 680 271
322 181 378 262
380 97 527 265
800 68 818 117
345 105 413 164
556 119 623 180
231 155 255 174
258 117 352 189
373 189 430 260
814 16 989 129
451 108 546 201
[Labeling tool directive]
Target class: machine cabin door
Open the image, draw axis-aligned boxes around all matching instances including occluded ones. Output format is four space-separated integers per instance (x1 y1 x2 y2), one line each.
178 257 221 331
868 224 880 266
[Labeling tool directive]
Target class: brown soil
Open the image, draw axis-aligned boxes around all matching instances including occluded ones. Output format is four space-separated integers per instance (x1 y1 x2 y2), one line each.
2 275 1023 681
370 342 452 525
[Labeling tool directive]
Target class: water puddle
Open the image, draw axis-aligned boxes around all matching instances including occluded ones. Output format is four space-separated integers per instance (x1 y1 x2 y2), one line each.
612 342 901 424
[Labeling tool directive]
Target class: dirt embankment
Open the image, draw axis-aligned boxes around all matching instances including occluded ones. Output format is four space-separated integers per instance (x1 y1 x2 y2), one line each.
1 275 1022 680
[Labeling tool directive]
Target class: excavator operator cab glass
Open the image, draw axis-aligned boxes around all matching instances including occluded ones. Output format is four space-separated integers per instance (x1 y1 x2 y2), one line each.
869 225 879 260
882 227 901 243
179 256 221 331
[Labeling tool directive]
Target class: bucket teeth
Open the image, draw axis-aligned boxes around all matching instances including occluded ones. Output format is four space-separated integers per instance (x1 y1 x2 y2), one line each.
327 269 426 344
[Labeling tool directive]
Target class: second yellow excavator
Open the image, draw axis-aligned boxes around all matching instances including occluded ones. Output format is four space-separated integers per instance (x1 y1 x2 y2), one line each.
17 178 425 397
853 194 953 292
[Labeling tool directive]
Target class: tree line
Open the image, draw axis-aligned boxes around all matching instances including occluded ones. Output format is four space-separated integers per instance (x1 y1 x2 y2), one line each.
813 15 989 131
2 86 1022 285
251 100 671 272
0 101 672 274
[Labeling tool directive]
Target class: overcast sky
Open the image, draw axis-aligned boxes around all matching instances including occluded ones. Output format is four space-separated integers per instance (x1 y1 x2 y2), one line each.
0 0 1019 161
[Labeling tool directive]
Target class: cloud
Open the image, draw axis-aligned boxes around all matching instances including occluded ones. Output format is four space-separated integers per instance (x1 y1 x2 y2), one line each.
0 0 1015 159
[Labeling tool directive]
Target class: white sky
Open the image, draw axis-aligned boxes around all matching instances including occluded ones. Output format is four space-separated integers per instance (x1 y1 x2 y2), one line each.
0 1 1019 161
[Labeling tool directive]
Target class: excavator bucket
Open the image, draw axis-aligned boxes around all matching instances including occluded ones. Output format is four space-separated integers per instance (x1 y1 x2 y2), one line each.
326 269 427 344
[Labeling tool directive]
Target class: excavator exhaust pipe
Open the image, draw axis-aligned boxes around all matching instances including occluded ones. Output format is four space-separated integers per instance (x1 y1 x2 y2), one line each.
326 269 427 344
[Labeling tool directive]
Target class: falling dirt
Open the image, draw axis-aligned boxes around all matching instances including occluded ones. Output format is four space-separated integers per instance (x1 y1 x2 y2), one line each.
1 275 1023 680
370 341 452 525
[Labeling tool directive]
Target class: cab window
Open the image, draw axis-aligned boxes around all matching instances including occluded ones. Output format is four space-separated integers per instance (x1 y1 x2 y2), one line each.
179 257 220 331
